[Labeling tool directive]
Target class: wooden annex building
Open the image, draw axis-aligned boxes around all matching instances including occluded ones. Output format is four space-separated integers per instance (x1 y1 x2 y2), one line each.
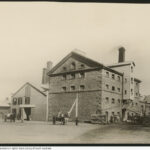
11 82 46 121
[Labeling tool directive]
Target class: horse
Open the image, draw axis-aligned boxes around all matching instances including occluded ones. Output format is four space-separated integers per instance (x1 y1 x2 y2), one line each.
4 113 16 122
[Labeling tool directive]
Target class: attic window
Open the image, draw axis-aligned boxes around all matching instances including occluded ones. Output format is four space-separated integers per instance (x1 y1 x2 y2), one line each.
63 67 67 71
80 64 85 69
70 62 76 70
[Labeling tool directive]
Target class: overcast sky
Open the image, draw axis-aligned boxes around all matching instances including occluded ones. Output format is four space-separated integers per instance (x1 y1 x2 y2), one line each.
0 2 150 101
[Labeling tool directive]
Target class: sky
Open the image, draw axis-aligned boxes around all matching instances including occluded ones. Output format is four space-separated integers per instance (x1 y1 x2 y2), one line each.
0 2 150 101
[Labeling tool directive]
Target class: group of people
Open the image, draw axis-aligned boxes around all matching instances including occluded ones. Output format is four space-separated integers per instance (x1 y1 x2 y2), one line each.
109 115 121 123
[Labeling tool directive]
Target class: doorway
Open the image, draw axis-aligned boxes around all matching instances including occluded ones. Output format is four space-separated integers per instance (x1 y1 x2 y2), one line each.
24 108 31 121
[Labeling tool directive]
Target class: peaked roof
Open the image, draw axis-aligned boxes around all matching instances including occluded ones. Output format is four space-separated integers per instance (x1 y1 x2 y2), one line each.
47 51 123 76
12 82 46 97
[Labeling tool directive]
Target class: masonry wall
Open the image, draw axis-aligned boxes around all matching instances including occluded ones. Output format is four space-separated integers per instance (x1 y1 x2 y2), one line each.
48 70 102 121
101 69 123 122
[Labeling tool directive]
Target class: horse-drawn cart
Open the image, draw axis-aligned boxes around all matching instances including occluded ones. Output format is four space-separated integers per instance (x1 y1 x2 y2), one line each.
4 113 15 122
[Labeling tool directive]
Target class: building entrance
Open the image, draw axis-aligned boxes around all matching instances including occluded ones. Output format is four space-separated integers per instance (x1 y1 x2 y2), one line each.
24 108 31 121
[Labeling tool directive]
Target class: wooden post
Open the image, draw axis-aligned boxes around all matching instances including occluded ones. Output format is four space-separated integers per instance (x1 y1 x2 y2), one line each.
46 90 49 121
21 108 24 123
75 93 79 126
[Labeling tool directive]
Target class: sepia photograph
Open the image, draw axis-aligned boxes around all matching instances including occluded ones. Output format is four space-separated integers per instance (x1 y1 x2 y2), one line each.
0 1 150 145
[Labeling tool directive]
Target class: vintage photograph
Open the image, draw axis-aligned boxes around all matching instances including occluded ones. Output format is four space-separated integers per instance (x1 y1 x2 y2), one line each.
0 2 150 144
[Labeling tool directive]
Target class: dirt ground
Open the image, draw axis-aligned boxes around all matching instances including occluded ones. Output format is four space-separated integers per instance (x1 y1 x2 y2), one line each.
0 120 150 144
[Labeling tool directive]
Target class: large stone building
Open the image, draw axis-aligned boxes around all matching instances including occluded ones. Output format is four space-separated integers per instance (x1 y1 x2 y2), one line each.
11 82 46 121
45 47 143 122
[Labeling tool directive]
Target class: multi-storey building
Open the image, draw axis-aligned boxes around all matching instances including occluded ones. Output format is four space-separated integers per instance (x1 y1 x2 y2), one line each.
44 47 143 122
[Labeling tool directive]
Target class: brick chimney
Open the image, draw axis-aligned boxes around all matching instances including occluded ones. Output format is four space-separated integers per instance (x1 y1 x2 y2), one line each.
47 61 53 71
42 61 53 85
118 47 125 63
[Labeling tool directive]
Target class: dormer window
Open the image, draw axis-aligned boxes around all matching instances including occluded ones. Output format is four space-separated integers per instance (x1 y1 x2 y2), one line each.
70 62 76 70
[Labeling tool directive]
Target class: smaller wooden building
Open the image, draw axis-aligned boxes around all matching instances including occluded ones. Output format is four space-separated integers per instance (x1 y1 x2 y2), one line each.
11 82 46 121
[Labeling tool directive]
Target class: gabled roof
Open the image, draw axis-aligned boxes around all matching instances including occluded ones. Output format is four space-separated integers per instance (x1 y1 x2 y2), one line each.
107 61 135 68
12 82 46 97
47 51 123 76
48 51 103 75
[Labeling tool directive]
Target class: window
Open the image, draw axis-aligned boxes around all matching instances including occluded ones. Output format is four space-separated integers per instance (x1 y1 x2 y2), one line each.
106 97 109 103
80 64 85 69
112 74 115 79
63 67 67 71
112 98 115 104
79 72 85 78
136 103 138 106
80 85 85 90
117 88 120 92
18 97 22 105
125 90 127 95
62 87 66 92
70 86 75 91
118 76 120 81
70 62 76 70
112 86 115 91
136 93 138 96
112 112 114 115
70 73 75 79
13 98 17 105
118 99 120 103
62 74 67 80
131 89 133 95
131 66 133 73
131 78 133 84
117 112 120 116
106 84 109 89
106 72 109 77
25 97 30 104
